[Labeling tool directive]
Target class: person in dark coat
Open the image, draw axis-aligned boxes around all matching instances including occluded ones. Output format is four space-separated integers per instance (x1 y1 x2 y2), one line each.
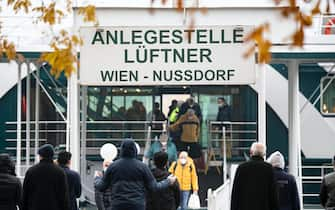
0 153 22 210
94 139 176 210
216 97 232 122
57 151 82 210
320 155 335 209
178 97 202 123
22 144 70 210
147 102 167 138
146 151 180 210
268 151 300 210
231 142 279 210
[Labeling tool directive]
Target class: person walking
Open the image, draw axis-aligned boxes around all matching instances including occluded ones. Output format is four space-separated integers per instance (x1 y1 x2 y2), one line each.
22 144 70 210
169 109 201 159
169 151 199 210
57 151 82 210
144 132 178 166
0 153 22 210
146 151 180 210
94 139 176 210
268 151 300 210
148 102 167 138
231 142 279 210
320 155 335 210
94 160 113 210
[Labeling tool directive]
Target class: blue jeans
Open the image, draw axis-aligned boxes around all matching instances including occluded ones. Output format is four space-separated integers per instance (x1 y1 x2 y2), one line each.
179 190 190 210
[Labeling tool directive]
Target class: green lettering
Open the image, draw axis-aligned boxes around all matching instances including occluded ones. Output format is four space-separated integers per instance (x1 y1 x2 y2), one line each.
92 31 105 45
233 28 244 43
197 29 208 44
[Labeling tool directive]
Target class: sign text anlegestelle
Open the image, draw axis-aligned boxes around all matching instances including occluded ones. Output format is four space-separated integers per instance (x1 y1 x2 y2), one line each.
79 26 256 86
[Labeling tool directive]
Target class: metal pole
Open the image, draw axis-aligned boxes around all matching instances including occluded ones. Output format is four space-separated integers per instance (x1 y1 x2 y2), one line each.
258 64 266 145
222 126 227 183
81 87 87 175
66 78 70 151
16 63 22 176
69 74 80 172
288 60 303 207
34 63 40 163
26 62 31 167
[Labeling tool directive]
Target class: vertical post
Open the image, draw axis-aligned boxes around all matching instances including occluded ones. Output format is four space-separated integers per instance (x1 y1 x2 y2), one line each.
16 63 22 176
222 126 227 183
258 64 266 145
26 61 31 167
288 60 303 205
80 86 87 176
69 73 80 172
34 63 40 163
66 80 70 151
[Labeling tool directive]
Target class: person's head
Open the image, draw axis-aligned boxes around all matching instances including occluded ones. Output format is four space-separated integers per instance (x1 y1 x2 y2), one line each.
179 151 188 165
154 102 160 110
186 108 195 117
217 97 226 106
57 151 72 167
38 144 55 161
250 142 266 159
120 139 138 158
159 132 168 145
187 97 195 106
0 154 15 175
267 151 285 169
171 100 178 106
154 151 168 169
132 100 138 107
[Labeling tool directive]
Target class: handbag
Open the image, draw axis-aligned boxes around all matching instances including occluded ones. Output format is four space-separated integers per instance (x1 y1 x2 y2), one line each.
188 193 200 209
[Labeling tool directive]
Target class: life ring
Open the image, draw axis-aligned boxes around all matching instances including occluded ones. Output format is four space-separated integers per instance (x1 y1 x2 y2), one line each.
324 17 335 35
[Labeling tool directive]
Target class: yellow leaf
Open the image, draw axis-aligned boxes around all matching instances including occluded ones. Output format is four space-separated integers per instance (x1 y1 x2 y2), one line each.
78 5 97 23
311 0 321 15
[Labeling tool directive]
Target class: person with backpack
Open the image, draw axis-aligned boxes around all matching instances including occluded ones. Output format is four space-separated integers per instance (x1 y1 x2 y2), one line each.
146 151 180 210
168 151 198 210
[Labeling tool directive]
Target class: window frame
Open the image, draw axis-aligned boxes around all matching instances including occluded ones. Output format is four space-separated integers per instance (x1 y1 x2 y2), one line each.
320 76 335 116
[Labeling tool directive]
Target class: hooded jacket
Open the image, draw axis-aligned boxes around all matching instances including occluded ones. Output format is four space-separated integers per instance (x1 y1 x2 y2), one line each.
94 140 170 210
146 168 180 210
0 171 22 210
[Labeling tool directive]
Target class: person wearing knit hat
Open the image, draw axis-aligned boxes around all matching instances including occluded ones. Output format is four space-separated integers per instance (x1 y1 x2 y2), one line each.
23 144 70 210
268 151 300 210
38 144 54 160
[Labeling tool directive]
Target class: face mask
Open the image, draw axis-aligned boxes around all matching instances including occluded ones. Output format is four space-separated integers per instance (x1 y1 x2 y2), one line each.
180 158 187 165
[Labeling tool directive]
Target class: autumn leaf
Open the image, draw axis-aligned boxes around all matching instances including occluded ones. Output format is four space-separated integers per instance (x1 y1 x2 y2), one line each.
8 0 32 13
78 5 97 23
244 23 272 63
176 0 183 12
33 2 65 25
291 25 304 47
0 39 17 60
311 0 321 15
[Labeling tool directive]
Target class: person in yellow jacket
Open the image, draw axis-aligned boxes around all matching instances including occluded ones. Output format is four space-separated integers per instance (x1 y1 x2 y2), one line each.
168 151 199 210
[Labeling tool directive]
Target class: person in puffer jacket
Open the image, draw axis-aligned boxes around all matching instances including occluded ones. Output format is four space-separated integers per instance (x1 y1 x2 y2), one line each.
146 151 180 210
94 139 176 210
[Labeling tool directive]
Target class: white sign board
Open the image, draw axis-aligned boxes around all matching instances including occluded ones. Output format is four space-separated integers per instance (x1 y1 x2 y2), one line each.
79 26 255 86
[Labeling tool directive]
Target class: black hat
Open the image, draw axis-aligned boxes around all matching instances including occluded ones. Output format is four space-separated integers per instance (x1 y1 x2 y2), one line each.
38 144 54 159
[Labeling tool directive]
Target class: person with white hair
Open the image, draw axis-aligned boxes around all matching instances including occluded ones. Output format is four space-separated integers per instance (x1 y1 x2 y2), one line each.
231 142 279 210
268 151 300 210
